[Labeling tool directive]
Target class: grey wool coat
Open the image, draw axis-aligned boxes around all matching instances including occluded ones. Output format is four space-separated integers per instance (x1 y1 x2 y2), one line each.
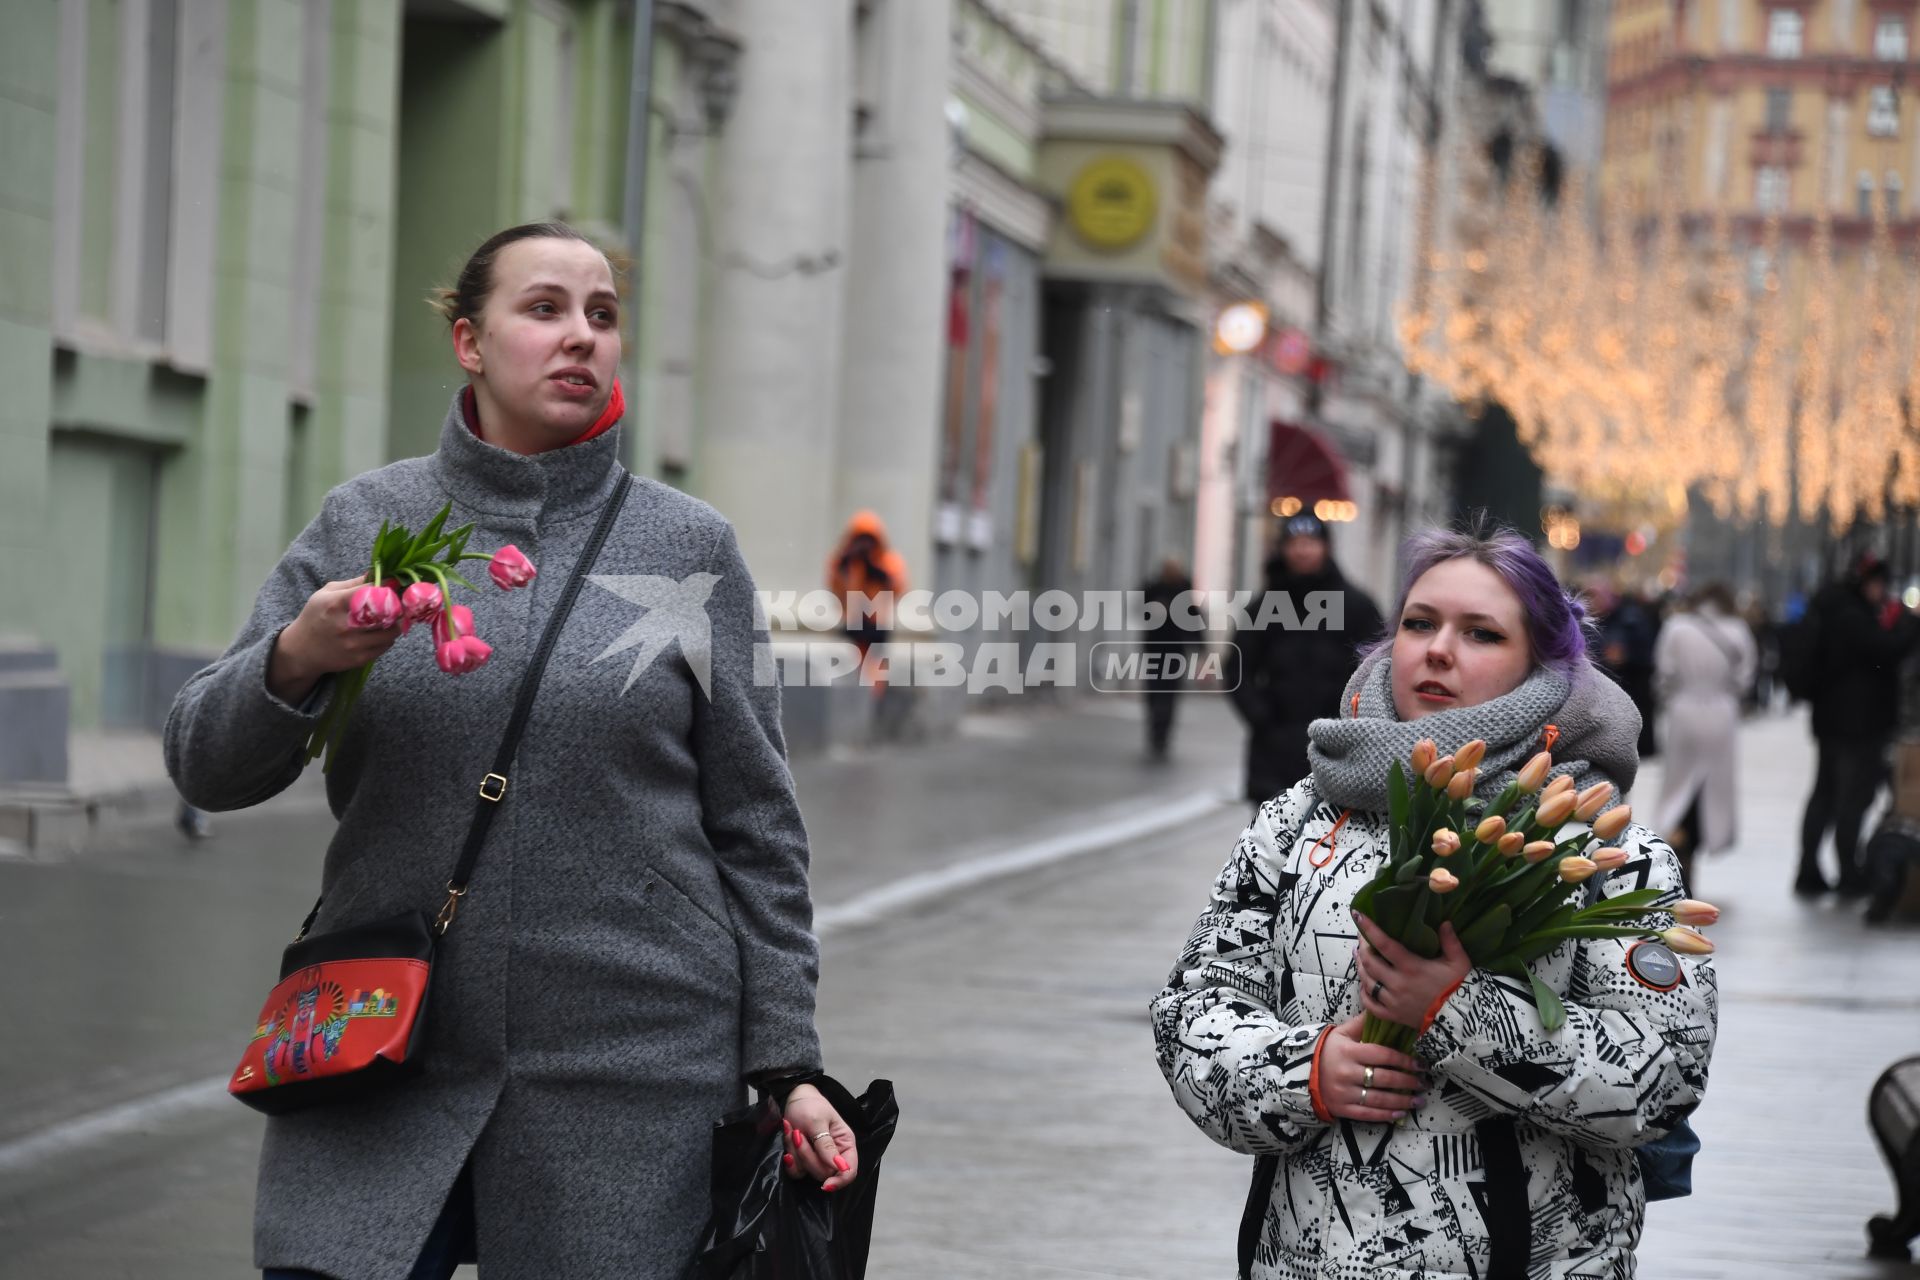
165 396 822 1280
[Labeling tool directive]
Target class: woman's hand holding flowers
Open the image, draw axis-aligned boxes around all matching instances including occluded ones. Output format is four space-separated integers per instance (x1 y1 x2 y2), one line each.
1354 913 1471 1033
1317 1015 1428 1124
270 574 405 705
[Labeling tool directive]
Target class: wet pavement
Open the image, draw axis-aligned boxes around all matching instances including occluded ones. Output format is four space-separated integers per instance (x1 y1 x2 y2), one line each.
2 694 1917 1277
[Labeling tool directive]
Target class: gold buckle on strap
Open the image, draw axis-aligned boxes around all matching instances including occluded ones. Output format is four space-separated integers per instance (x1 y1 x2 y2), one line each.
478 772 508 802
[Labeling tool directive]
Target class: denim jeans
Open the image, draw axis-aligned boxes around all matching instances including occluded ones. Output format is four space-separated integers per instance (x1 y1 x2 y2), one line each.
263 1164 475 1280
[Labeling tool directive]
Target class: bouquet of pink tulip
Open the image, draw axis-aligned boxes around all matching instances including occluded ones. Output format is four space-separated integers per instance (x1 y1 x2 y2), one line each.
305 503 537 770
1351 738 1718 1050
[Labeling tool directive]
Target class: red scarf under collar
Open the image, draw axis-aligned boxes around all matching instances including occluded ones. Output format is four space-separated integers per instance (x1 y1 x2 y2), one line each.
462 378 624 448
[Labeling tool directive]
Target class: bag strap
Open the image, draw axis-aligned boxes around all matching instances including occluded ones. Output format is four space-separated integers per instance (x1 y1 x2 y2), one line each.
294 472 632 943
1683 613 1744 676
1475 1116 1532 1277
1238 1154 1280 1280
435 471 632 933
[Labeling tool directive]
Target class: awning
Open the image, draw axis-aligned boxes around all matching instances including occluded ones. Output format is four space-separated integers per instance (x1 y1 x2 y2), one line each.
1266 421 1352 505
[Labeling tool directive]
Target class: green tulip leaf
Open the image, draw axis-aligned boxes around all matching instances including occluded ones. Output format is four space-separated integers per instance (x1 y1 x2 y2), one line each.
1403 915 1440 959
408 503 451 558
1578 887 1666 913
1374 883 1421 937
1528 970 1567 1032
1456 902 1511 960
1388 760 1409 853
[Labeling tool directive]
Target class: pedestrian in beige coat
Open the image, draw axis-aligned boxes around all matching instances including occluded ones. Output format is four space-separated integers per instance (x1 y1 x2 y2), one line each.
1653 583 1757 882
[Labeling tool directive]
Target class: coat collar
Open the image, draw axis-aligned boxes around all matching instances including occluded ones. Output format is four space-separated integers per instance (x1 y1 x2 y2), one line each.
430 390 625 522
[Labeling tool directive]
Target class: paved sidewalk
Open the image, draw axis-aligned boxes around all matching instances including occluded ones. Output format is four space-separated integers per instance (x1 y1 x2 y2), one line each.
1632 708 1920 1277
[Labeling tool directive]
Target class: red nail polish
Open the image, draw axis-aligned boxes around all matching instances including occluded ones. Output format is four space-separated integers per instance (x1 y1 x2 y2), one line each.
783 1154 795 1168
823 1183 837 1193
833 1156 850 1172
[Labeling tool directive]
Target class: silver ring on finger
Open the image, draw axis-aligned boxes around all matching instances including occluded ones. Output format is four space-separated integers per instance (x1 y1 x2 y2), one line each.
812 1131 833 1143
1359 1086 1369 1105
1363 1065 1374 1089
1371 979 1384 1002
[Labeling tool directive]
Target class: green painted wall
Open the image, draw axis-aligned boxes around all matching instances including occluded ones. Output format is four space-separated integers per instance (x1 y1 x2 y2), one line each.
79 0 119 324
304 0 402 516
45 433 159 727
3 0 663 741
626 11 677 483
51 351 201 447
152 0 307 656
0 3 59 647
388 18 512 462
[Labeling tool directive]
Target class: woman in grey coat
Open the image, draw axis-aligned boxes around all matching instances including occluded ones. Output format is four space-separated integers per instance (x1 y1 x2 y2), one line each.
166 223 856 1280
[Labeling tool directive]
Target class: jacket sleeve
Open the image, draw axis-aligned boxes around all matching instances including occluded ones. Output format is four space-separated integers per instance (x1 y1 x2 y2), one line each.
1415 825 1716 1150
692 522 823 1079
1150 789 1332 1156
163 495 343 811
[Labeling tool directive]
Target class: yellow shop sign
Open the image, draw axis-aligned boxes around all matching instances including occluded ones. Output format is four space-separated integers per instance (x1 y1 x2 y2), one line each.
1066 156 1158 251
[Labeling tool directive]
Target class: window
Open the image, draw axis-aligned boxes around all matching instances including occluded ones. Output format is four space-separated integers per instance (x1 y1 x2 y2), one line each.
1888 171 1904 219
1877 16 1908 60
1859 171 1876 218
50 0 213 361
1757 165 1791 211
1766 87 1792 133
1768 9 1803 58
1869 85 1900 137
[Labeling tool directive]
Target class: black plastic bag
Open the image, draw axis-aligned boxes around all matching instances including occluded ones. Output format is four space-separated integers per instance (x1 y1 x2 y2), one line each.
689 1076 898 1280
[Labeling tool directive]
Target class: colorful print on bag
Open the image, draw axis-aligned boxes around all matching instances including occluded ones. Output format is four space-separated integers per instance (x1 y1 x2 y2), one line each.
231 958 430 1100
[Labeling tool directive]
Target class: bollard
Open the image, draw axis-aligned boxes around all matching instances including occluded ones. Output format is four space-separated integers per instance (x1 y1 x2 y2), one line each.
1867 1055 1920 1260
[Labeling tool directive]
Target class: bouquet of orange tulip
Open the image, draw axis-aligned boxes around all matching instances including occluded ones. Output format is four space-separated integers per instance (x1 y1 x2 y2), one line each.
1351 738 1717 1051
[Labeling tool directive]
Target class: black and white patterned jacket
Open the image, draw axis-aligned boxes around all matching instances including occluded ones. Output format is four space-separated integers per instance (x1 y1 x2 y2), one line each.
1151 780 1717 1279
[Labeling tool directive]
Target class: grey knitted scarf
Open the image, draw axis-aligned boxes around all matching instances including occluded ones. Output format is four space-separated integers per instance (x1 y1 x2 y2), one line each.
1305 648 1643 813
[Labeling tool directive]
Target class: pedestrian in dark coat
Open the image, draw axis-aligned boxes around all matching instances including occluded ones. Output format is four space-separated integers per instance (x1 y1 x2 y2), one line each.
166 224 858 1280
1596 586 1661 758
1141 557 1197 761
1226 514 1383 805
1797 552 1920 896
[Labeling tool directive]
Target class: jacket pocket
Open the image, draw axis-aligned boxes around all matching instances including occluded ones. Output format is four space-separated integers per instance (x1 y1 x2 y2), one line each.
642 868 742 986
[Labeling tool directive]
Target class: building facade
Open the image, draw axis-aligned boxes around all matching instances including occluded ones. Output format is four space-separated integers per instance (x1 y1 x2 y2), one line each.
1194 0 1337 598
1312 0 1471 600
0 0 960 781
4 0 404 785
1606 0 1920 223
1483 0 1616 172
1602 0 1920 600
994 0 1222 684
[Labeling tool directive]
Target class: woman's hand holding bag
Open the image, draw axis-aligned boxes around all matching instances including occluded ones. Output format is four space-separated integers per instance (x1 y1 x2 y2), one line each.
781 1083 859 1192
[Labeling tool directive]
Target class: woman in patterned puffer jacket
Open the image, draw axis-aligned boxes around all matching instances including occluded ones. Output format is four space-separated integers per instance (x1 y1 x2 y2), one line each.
1152 525 1716 1280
